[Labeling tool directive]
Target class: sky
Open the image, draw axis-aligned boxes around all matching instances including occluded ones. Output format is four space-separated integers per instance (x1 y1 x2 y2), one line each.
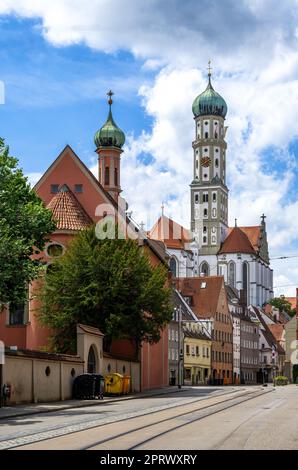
0 0 298 297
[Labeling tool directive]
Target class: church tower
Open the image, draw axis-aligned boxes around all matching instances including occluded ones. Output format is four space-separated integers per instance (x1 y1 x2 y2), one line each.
190 63 228 258
94 91 125 201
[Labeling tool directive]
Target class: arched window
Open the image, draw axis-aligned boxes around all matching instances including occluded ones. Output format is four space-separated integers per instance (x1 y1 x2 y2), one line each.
200 262 209 276
114 168 118 186
242 262 249 305
87 346 97 374
228 261 236 288
170 257 177 277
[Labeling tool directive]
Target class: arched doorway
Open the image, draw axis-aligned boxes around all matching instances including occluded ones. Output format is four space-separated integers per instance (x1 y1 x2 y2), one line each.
87 345 97 374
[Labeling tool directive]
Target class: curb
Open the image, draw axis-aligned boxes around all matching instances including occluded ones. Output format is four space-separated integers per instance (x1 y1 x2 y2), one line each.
0 386 189 420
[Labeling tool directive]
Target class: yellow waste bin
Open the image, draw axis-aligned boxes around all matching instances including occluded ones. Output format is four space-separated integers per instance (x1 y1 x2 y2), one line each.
122 375 131 394
104 373 123 395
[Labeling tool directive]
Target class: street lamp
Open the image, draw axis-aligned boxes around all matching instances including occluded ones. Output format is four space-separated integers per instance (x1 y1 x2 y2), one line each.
174 305 183 389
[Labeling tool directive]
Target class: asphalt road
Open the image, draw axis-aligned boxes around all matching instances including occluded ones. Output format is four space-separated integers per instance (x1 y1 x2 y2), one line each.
1 385 297 450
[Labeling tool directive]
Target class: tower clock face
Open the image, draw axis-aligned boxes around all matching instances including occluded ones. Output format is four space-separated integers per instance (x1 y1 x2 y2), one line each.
201 156 211 167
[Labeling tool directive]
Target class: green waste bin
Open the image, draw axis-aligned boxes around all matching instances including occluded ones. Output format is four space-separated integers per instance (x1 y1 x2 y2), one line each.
104 373 123 395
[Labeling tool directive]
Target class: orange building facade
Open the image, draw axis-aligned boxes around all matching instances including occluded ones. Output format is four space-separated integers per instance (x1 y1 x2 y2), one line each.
0 98 169 391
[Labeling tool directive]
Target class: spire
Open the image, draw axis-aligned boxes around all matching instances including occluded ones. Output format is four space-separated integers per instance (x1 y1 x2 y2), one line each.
161 201 165 216
235 218 237 227
207 60 212 85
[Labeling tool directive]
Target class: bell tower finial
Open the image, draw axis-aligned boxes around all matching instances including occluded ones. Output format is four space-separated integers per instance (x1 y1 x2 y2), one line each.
207 60 212 81
107 89 114 106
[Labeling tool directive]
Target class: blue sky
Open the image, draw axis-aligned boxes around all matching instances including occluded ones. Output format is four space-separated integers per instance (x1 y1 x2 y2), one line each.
0 1 298 296
0 17 153 174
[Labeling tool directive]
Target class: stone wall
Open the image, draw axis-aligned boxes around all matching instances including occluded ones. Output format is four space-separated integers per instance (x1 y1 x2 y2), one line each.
3 349 84 404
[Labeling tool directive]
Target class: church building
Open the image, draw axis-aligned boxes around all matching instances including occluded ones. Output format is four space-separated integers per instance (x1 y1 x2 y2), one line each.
149 66 273 307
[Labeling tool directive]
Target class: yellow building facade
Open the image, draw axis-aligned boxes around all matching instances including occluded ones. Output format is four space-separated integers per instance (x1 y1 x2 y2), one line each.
183 322 212 385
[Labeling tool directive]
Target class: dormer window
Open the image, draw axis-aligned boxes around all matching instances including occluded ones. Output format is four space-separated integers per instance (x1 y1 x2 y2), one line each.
75 184 83 193
51 184 59 194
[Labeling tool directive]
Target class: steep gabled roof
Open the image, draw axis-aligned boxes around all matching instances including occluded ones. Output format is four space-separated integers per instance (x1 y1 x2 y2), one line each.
47 185 93 231
174 276 226 319
251 306 285 354
34 144 118 209
148 215 192 250
268 324 285 343
218 226 255 255
237 226 261 252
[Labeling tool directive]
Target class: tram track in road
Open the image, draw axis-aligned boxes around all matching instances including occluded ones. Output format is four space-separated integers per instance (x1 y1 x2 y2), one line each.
1 387 272 450
0 387 262 450
83 388 273 451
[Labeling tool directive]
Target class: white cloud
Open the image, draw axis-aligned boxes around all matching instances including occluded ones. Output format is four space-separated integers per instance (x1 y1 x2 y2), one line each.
1 0 298 295
26 172 43 187
119 63 298 296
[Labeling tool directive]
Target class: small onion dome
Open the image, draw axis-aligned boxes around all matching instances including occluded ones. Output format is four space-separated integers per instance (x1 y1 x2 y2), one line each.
192 75 227 118
94 91 125 149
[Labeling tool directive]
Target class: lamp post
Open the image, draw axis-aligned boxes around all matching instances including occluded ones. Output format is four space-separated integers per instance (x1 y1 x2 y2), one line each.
0 341 4 408
177 305 183 389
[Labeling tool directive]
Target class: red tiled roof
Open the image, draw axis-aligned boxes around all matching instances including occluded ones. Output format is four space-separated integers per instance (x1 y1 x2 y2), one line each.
268 324 284 343
219 227 255 255
149 215 192 250
174 276 225 319
227 226 261 253
47 185 93 231
285 297 296 311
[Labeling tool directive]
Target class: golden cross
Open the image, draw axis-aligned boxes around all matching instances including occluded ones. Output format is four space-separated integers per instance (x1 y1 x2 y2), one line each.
207 60 212 77
107 89 114 105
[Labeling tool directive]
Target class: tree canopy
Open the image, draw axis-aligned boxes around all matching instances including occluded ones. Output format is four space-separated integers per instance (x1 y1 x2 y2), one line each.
39 226 173 353
268 295 296 318
0 138 56 305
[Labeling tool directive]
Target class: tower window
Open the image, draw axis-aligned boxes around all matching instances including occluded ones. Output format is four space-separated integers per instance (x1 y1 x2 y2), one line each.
215 158 219 167
204 121 208 125
195 194 199 203
203 193 208 202
204 148 208 152
105 167 109 185
215 148 219 153
203 208 208 217
203 226 207 233
205 132 208 139
114 168 118 186
212 193 216 202
203 236 207 243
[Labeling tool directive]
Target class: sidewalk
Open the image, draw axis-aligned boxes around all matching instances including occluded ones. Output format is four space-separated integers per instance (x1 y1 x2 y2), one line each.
0 386 190 421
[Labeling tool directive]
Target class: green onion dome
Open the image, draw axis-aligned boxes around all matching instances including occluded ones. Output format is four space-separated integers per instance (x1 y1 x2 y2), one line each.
192 75 227 118
94 91 125 149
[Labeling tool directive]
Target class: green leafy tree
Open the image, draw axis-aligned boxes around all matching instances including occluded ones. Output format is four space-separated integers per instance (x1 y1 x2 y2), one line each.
0 138 56 306
39 226 173 353
268 295 296 318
